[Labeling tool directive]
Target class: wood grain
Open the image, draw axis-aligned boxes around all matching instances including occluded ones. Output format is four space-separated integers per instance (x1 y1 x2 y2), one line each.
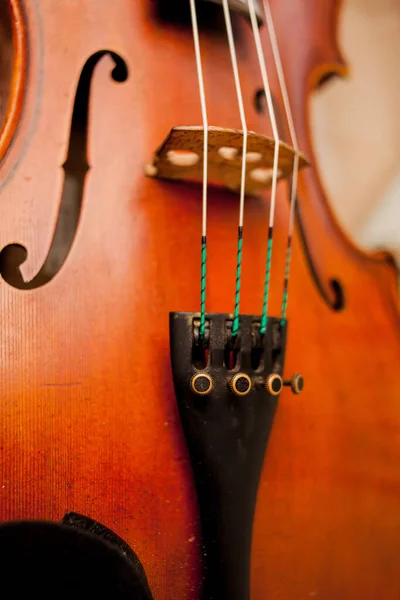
0 1 399 599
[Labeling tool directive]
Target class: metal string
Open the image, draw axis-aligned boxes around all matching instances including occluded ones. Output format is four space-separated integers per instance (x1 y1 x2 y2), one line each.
189 0 299 341
263 0 300 325
248 0 281 337
221 0 249 339
189 0 209 339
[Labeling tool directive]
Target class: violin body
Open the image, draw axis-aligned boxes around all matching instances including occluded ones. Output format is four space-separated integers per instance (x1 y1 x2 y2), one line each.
0 1 399 598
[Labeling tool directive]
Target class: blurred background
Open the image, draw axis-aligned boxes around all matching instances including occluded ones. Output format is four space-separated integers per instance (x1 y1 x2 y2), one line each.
312 0 400 268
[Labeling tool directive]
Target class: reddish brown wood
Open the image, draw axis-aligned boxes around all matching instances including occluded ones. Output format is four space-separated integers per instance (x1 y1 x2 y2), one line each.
0 0 26 163
0 1 399 598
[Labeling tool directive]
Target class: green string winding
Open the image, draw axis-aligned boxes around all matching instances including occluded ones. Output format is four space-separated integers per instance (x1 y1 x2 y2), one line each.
259 228 273 336
231 226 243 338
199 236 207 338
280 237 292 326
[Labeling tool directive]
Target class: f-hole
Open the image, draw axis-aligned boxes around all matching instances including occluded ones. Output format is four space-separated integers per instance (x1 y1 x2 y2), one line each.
0 50 128 289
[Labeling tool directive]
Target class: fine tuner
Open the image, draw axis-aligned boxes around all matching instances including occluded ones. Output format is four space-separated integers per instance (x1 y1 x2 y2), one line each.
190 371 304 396
1 0 398 598
266 372 304 396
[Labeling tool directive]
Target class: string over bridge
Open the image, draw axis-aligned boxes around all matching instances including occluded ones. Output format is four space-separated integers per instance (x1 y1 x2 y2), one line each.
145 126 308 195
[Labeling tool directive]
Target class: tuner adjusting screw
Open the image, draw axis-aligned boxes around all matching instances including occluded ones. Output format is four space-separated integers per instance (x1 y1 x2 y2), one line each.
284 373 304 395
265 373 283 396
191 373 214 396
229 373 252 396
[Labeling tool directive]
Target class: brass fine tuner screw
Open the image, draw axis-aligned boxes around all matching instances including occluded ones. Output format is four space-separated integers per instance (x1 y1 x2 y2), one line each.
191 373 214 396
283 373 304 395
265 373 283 396
229 373 252 396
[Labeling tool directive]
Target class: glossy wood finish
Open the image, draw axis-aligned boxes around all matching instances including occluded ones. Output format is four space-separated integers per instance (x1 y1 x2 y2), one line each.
0 1 399 598
0 0 26 163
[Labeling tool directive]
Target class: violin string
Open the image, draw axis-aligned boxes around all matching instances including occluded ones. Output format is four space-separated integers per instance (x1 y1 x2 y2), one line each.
189 0 209 339
221 0 248 340
248 0 280 337
263 0 300 325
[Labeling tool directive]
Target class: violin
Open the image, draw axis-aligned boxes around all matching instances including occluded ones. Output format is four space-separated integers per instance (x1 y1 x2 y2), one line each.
1 0 399 598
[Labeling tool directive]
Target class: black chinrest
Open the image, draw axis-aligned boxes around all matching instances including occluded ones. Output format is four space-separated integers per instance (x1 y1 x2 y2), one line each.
0 513 153 599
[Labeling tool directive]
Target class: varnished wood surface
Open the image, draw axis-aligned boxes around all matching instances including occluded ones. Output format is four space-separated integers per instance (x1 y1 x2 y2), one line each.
0 0 26 163
0 1 399 598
